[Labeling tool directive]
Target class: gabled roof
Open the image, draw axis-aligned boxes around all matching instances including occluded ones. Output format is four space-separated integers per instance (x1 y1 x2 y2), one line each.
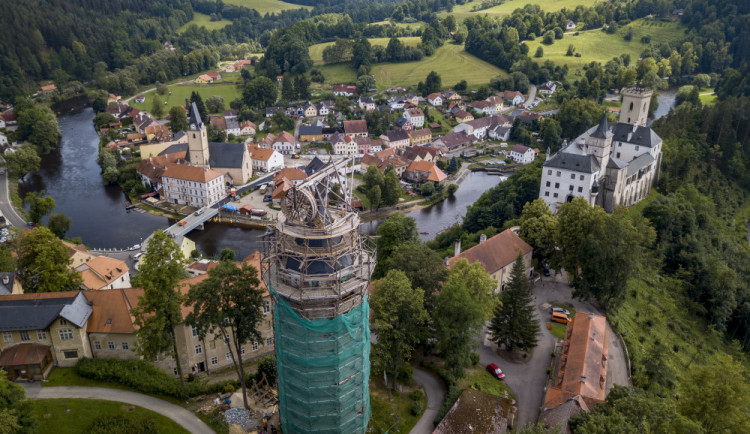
207 142 248 169
0 343 51 366
435 132 474 150
163 163 223 183
249 147 277 162
625 152 655 177
454 110 472 119
434 389 512 434
79 256 129 290
0 291 92 331
611 123 660 147
274 130 296 144
83 288 143 334
447 228 532 273
408 128 432 140
510 144 532 154
304 157 327 176
299 125 323 136
383 129 410 142
344 120 368 134
274 168 308 182
329 132 346 144
405 161 447 182
544 152 600 174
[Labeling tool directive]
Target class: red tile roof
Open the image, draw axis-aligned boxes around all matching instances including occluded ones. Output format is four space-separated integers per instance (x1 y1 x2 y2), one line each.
0 343 50 366
162 163 223 183
447 228 532 272
344 120 368 135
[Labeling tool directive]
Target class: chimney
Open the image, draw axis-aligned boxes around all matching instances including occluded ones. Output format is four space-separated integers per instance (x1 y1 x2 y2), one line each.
479 234 487 244
454 238 461 257
2 276 8 285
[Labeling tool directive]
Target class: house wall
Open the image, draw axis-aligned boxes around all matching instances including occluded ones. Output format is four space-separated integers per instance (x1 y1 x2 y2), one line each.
539 167 598 213
89 333 139 360
48 317 92 367
490 250 533 291
164 176 224 207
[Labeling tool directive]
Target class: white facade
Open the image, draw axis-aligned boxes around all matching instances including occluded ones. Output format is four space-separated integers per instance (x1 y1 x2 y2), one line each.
163 174 224 207
0 133 7 146
252 151 284 173
427 95 443 106
454 122 489 140
273 140 297 155
509 146 536 164
540 165 600 212
404 109 424 127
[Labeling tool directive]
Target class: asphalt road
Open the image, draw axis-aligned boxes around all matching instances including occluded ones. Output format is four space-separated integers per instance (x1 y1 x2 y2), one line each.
0 171 28 228
411 368 446 434
524 84 537 108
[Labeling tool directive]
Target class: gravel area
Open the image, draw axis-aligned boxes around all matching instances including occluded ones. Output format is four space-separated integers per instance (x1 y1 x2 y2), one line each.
224 407 258 431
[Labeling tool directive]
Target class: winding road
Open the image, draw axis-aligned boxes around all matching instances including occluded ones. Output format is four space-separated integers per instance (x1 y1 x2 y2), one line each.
0 170 29 228
410 368 446 434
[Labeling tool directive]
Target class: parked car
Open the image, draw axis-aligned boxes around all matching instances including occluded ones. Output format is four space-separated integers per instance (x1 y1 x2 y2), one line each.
543 264 551 277
263 195 272 202
194 208 204 216
551 312 571 325
550 306 570 316
486 363 505 380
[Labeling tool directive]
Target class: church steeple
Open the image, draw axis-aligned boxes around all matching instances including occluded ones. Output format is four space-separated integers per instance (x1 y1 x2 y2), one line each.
586 114 613 173
591 114 611 139
187 100 209 168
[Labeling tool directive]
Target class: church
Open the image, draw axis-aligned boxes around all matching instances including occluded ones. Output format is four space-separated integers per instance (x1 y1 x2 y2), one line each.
539 87 663 213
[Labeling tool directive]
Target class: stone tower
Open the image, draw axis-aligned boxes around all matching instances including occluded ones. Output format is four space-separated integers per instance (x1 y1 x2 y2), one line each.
620 86 653 126
187 102 209 167
587 114 613 172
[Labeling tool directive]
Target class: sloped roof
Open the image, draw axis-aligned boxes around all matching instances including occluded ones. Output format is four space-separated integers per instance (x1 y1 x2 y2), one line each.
625 152 655 177
0 343 51 366
274 130 296 144
407 107 424 117
544 152 600 174
304 157 327 176
0 291 92 331
163 163 223 183
344 120 368 134
405 161 447 182
79 256 129 290
83 288 143 334
383 129 410 142
434 389 512 434
611 123 661 147
208 142 247 169
0 273 16 295
447 228 532 273
299 125 323 136
455 110 472 119
591 114 612 139
274 168 308 182
510 144 531 154
408 128 432 140
250 147 277 162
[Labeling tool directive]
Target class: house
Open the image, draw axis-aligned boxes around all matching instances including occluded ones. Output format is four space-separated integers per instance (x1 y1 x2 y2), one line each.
206 142 253 185
206 72 221 81
508 144 536 164
432 132 475 152
224 118 240 137
162 163 224 207
136 150 187 191
329 132 348 155
538 81 560 96
442 90 462 102
239 120 256 137
249 146 284 173
272 131 298 155
304 103 318 118
322 124 343 139
195 74 214 84
0 273 21 295
566 20 577 30
502 90 525 105
76 256 130 290
355 137 383 155
344 120 368 138
404 108 425 128
427 93 443 106
274 168 308 185
333 84 358 96
489 125 511 141
404 94 420 106
377 155 410 176
134 95 146 103
541 313 610 430
303 157 327 176
486 95 504 112
299 125 324 142
395 117 413 131
453 115 507 140
399 145 437 163
62 241 97 270
454 110 474 123
388 97 406 111
380 129 411 150
408 128 432 146
0 133 7 147
469 100 497 115
403 161 447 184
358 97 376 112
434 389 514 434
39 84 57 93
360 154 382 173
447 227 533 291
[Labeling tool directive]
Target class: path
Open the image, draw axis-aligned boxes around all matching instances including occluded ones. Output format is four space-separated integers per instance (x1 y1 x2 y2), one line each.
21 384 214 434
123 80 193 104
524 84 537 107
411 368 446 434
0 169 28 228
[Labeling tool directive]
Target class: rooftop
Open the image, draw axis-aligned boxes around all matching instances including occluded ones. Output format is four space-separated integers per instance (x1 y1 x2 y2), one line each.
447 228 532 273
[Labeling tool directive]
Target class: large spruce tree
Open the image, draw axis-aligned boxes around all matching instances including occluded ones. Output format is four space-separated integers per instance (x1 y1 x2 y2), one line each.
489 254 539 352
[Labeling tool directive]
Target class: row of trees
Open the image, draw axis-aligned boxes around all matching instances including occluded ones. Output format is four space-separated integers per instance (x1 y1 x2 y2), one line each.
360 165 402 211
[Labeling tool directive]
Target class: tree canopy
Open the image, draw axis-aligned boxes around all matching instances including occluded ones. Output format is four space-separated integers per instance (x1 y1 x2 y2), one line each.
17 227 81 293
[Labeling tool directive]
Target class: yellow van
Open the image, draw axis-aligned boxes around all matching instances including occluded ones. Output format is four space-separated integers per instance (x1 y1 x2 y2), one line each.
551 312 571 325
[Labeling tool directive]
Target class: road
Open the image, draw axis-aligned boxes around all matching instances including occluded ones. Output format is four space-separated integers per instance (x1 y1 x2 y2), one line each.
410 368 446 434
21 384 214 434
0 170 28 228
523 84 537 108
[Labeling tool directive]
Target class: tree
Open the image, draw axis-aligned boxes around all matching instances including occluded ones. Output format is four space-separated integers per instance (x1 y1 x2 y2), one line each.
156 82 168 95
677 355 750 432
205 96 225 113
489 255 539 352
420 181 434 196
540 118 563 152
367 185 381 211
0 245 16 273
169 106 188 133
449 156 459 173
543 31 555 44
454 80 467 92
418 71 442 96
207 123 226 143
566 45 575 56
356 75 376 93
15 102 60 154
17 227 81 293
220 248 235 261
519 198 558 262
381 169 401 206
383 242 447 311
386 37 405 61
243 76 277 109
0 371 37 433
375 214 418 272
281 75 295 101
447 184 458 196
189 91 208 121
445 258 496 319
186 260 265 409
371 270 429 389
151 95 164 119
24 191 55 225
294 75 310 100
535 46 544 58
47 213 71 238
132 231 188 390
4 145 40 180
352 37 372 71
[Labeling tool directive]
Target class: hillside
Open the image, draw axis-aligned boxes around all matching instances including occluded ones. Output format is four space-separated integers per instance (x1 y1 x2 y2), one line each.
309 37 422 65
223 0 312 14
440 0 598 20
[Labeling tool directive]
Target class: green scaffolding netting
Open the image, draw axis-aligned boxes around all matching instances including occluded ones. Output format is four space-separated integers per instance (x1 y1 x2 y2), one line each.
271 285 371 434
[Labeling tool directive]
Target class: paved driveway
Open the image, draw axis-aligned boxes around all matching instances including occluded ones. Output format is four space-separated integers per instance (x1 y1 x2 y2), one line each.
22 384 214 434
411 368 446 434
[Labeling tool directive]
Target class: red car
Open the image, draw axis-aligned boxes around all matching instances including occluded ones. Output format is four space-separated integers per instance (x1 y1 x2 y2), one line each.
486 363 505 380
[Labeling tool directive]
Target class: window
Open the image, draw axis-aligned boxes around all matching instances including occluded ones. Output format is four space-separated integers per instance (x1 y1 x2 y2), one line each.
19 331 30 342
241 346 246 355
94 341 101 350
547 170 552 175
570 173 575 179
544 191 549 197
224 334 230 345
556 171 561 177
569 185 574 191
195 344 202 355
554 183 559 189
263 301 270 314
59 319 68 326
578 187 583 193
121 342 129 350
266 337 274 346
616 152 621 158
226 352 232 360
63 350 78 359
3 332 12 343
211 357 218 365
545 181 550 187
579 175 584 181
553 193 558 198
252 342 258 351
37 330 46 340
108 341 115 350
59 329 74 341
629 102 634 111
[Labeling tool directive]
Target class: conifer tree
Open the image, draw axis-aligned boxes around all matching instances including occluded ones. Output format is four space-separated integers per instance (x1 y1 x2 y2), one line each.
489 254 539 352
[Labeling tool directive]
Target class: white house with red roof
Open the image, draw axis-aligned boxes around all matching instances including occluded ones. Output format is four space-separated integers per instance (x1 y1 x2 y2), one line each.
508 144 536 164
162 163 224 207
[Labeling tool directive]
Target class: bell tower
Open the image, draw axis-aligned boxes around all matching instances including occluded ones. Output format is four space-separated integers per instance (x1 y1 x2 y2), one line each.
620 86 653 126
187 101 209 168
587 114 613 172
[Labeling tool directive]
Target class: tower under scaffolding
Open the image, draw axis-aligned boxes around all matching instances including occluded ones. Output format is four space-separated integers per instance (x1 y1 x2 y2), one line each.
261 159 376 433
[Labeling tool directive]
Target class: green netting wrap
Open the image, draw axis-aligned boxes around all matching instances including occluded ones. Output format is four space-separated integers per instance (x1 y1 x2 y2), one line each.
271 285 371 434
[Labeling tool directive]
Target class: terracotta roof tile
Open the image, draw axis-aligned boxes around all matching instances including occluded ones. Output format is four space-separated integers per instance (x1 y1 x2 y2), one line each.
447 228 532 272
163 163 223 183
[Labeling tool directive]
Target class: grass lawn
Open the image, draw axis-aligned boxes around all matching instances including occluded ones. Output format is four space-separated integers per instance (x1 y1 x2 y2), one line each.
130 82 241 116
319 44 506 90
371 20 425 30
309 37 422 65
223 0 311 14
177 12 232 33
439 0 597 20
526 19 686 78
369 380 426 433
699 91 718 106
546 304 576 339
32 399 188 434
456 366 515 400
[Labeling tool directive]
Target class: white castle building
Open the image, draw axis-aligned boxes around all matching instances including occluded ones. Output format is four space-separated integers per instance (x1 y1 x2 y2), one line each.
539 87 662 213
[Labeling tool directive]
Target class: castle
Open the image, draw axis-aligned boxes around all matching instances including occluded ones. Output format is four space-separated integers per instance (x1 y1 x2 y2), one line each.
539 87 663 213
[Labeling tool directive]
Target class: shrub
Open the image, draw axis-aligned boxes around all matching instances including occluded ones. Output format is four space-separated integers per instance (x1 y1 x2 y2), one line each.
535 46 544 58
410 390 424 401
223 384 235 394
434 385 463 426
410 400 424 416
88 414 158 434
574 53 582 57
470 352 480 366
398 363 414 382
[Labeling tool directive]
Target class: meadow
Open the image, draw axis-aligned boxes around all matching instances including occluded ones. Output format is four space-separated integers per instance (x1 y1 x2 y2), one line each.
309 37 422 66
439 0 598 20
525 19 686 78
318 43 506 90
131 79 242 115
223 0 311 14
177 12 232 33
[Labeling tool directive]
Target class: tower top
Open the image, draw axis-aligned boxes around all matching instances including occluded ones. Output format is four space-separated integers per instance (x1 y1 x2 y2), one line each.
591 114 612 139
621 86 653 99
188 102 203 130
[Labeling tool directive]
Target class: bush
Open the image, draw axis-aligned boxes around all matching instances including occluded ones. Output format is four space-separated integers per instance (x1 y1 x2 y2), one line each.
470 352 480 366
88 414 158 434
410 390 424 401
447 184 458 196
535 46 544 58
398 363 414 382
434 385 463 426
410 400 424 416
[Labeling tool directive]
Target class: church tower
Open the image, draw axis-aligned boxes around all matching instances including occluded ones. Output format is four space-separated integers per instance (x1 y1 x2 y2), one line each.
620 86 653 126
187 101 209 168
587 114 613 172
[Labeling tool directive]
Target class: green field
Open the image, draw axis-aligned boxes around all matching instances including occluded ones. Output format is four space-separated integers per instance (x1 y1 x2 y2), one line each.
526 19 685 77
318 43 506 90
32 399 188 434
310 37 422 65
371 20 426 30
131 80 242 115
177 12 232 33
440 0 597 20
223 0 311 14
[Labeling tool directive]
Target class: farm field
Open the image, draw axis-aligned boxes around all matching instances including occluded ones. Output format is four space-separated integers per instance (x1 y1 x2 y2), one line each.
223 0 311 14
131 81 241 115
309 37 422 65
32 399 188 434
177 12 232 33
439 0 597 20
318 43 506 90
525 19 685 78
371 20 426 30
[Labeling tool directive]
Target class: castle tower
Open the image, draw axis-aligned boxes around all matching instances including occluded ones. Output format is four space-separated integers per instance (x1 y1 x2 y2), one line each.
587 114 613 172
620 86 653 126
261 160 375 433
187 102 209 167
